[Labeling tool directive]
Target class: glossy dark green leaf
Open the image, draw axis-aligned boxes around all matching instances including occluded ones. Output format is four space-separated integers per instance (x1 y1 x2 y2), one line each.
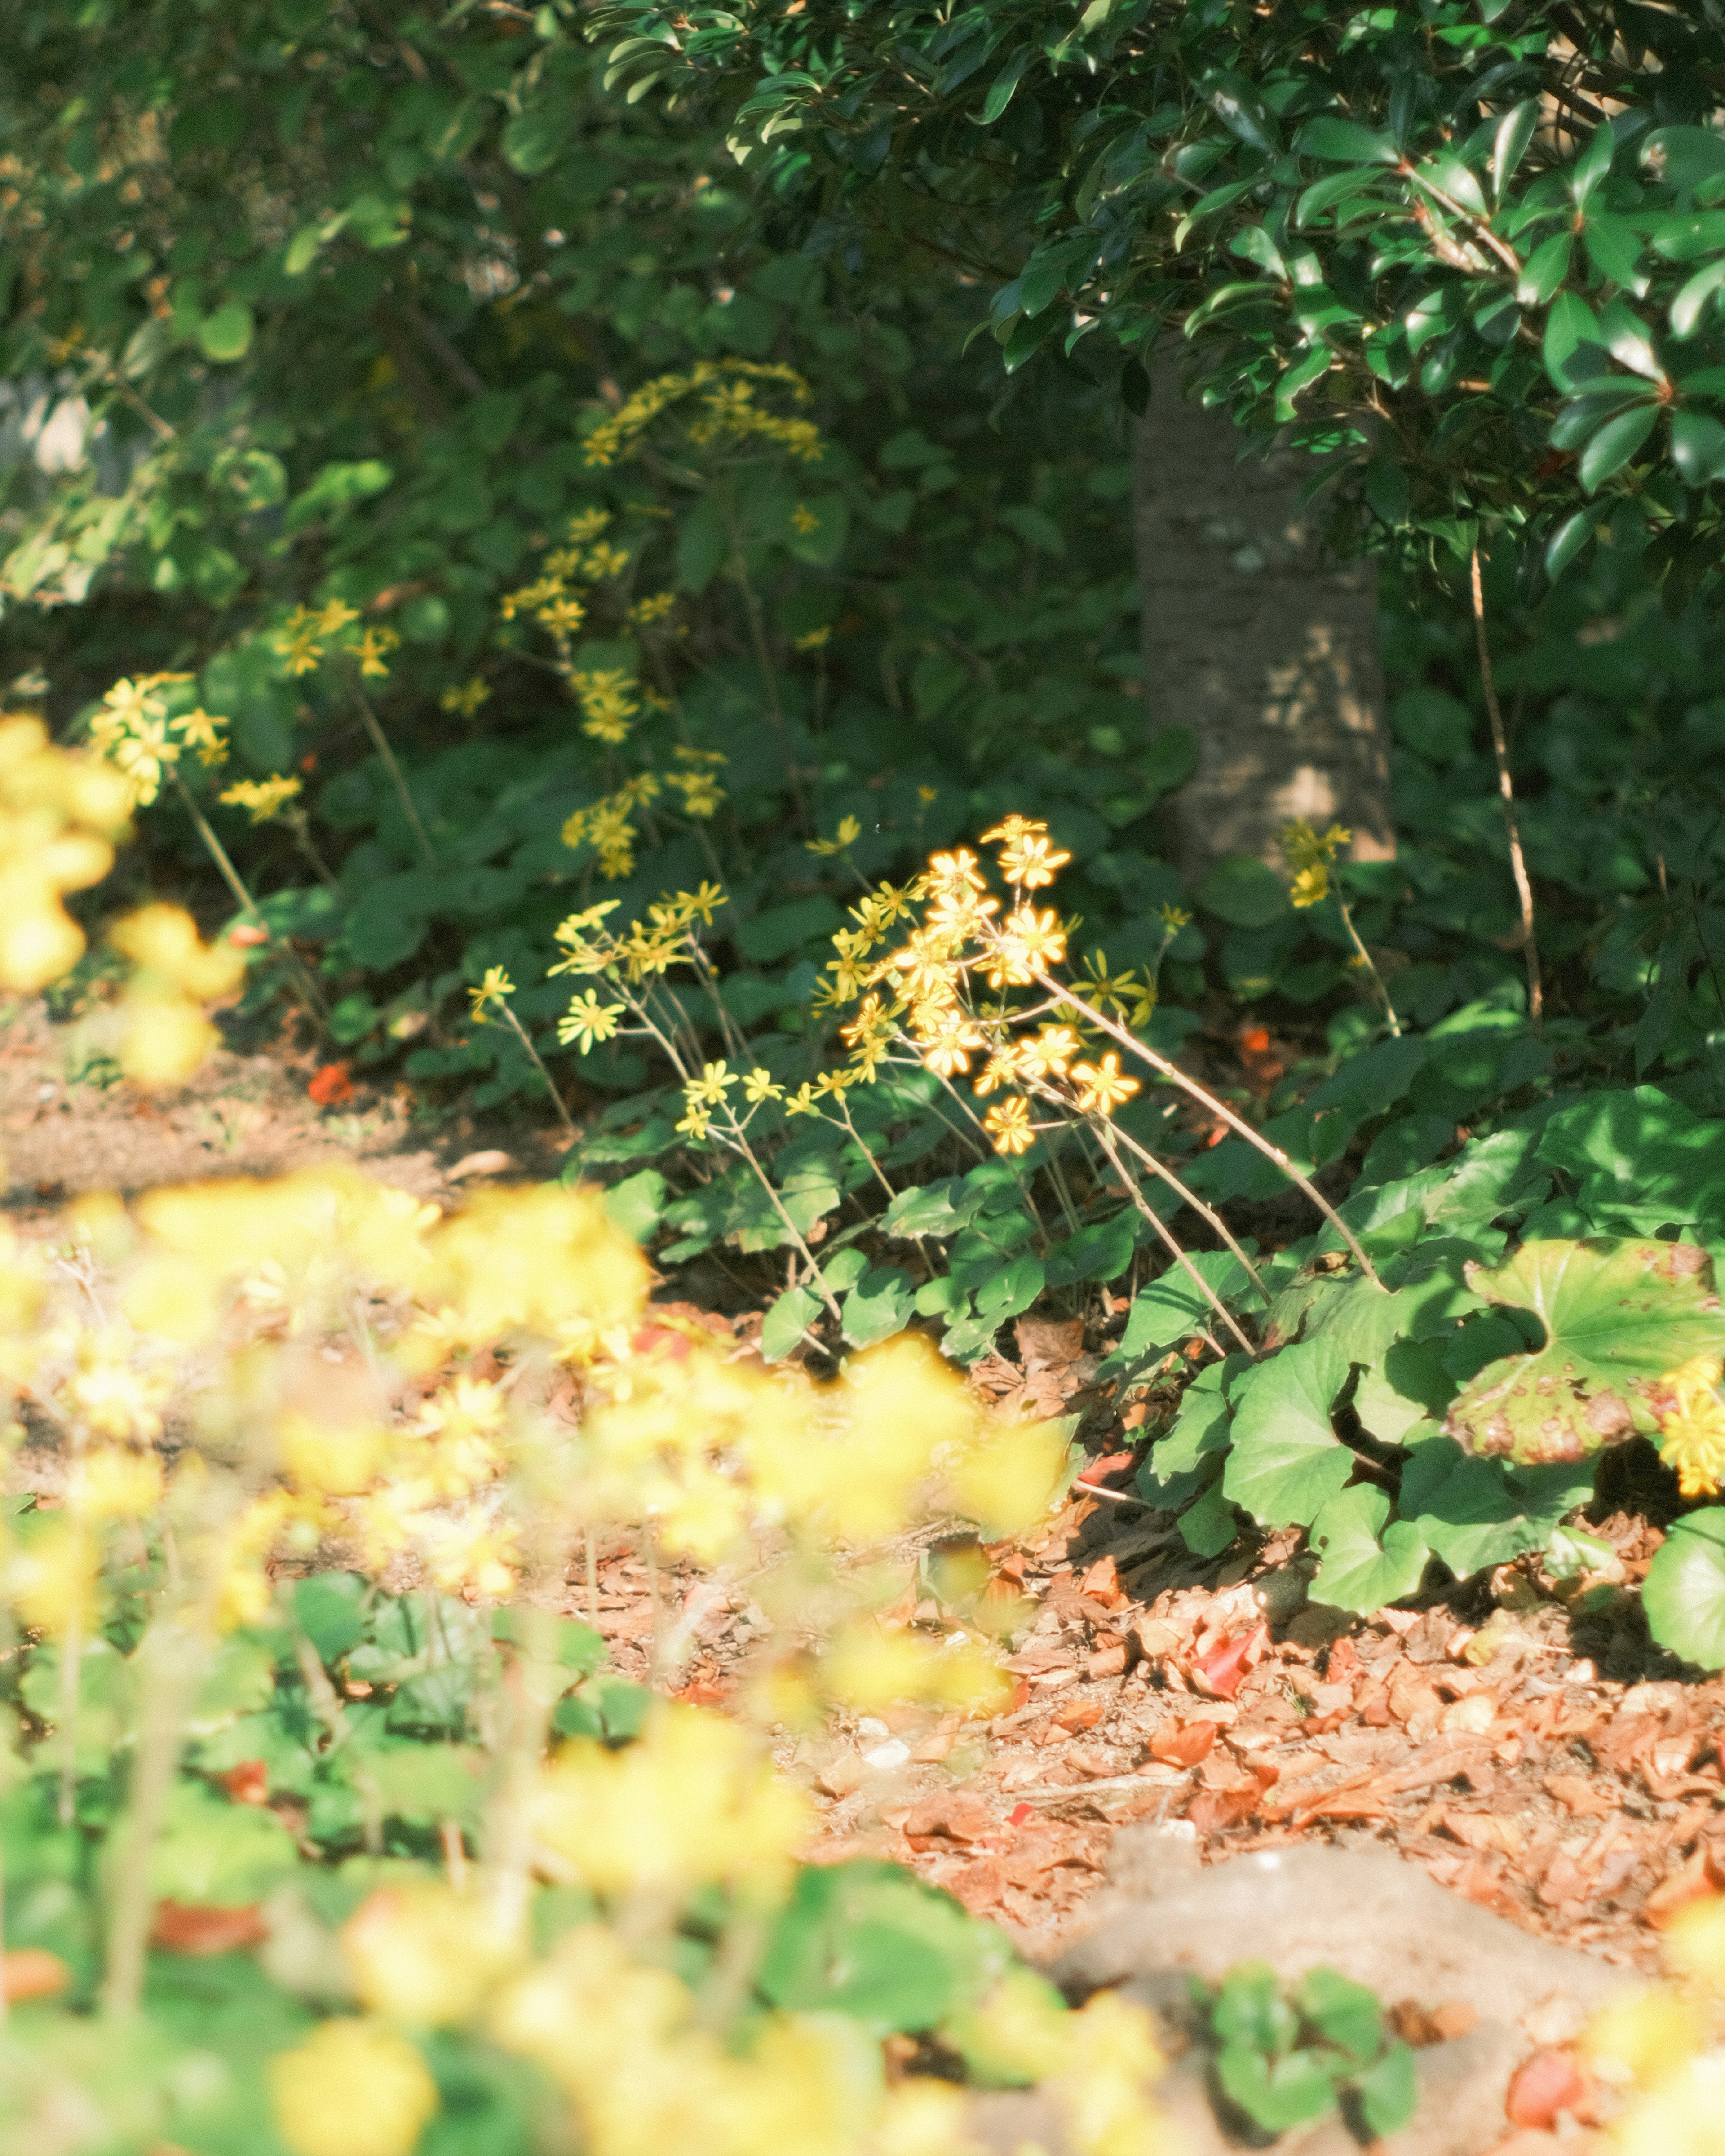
1295 118 1397 164
1672 409 1725 485
1578 401 1658 492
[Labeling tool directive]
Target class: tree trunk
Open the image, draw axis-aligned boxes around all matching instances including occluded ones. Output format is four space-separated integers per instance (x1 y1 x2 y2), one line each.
1133 352 1393 884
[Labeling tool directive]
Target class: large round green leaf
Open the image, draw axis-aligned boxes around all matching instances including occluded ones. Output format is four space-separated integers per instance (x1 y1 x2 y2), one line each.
1446 1240 1722 1465
1643 1509 1725 1671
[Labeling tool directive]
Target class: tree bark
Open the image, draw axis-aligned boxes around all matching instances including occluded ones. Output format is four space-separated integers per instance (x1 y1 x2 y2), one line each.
1133 352 1393 884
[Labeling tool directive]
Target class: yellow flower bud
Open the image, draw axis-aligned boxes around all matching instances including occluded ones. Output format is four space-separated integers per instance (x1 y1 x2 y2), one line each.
269 2019 439 2156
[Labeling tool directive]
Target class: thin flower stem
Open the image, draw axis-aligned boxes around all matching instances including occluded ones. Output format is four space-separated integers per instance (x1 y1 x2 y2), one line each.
1100 1121 1270 1305
1331 889 1402 1036
498 1004 579 1142
1470 546 1543 1028
282 805 341 890
172 772 332 1030
354 684 438 868
720 1113 842 1321
831 1092 897 1204
1035 975 1384 1288
1084 1117 1259 1359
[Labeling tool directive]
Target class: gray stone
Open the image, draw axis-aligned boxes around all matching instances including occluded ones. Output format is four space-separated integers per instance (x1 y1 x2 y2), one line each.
980 1840 1652 2156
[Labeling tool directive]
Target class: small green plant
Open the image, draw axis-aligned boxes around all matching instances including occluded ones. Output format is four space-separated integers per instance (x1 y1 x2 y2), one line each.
1199 1962 1417 2143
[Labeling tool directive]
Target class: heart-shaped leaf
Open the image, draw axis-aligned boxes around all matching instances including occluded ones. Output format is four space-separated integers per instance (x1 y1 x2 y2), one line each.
1642 1508 1725 1670
1308 1485 1429 1613
1445 1240 1722 1464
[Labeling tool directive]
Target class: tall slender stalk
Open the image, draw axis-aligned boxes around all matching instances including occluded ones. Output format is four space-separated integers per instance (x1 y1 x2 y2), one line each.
1330 886 1402 1036
495 1002 579 1143
171 770 332 1031
1470 546 1543 1028
354 685 438 868
1085 1117 1259 1359
1035 975 1384 1287
102 1617 206 2018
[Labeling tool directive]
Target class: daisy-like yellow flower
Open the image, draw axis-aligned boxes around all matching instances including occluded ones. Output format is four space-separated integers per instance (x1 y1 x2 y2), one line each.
628 591 677 626
1072 1053 1140 1117
1282 818 1351 909
1019 1025 1080 1080
352 626 400 680
582 542 631 580
791 504 820 534
220 775 302 824
557 991 625 1052
783 1082 819 1117
440 677 492 719
807 814 862 857
927 847 986 894
742 1067 783 1104
1657 1355 1725 1497
920 1016 985 1079
468 965 515 1023
537 596 588 637
171 707 227 759
316 597 361 637
989 904 1066 987
973 1049 1019 1098
566 506 612 542
676 881 727 926
793 625 831 651
983 1096 1036 1155
675 1101 712 1142
686 1060 737 1106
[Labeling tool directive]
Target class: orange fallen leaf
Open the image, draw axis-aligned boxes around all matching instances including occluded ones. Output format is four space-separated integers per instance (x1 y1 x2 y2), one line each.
1191 1622 1268 1701
1053 1696 1105 1735
1505 2050 1589 2132
307 1061 355 1107
218 1759 269 1806
1149 1719 1216 1768
1542 1774 1618 1819
149 1900 269 1956
3 1947 71 2002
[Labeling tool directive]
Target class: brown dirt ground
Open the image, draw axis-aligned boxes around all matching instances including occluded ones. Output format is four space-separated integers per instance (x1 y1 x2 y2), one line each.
5 992 1722 1998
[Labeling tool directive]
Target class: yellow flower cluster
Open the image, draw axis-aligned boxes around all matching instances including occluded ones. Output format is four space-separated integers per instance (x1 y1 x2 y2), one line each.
272 597 394 682
815 819 1168 1155
220 773 303 824
572 667 641 744
1281 816 1351 910
86 673 230 807
1656 1355 1725 1497
0 711 133 992
580 359 823 471
108 902 246 1087
1585 1890 1725 2156
560 772 663 878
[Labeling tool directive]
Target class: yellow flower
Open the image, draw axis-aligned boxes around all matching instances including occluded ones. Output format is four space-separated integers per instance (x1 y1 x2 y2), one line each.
628 590 677 626
352 626 400 680
468 965 515 1023
1072 1054 1140 1116
171 707 228 760
1657 1355 1725 1497
783 1083 819 1118
317 598 362 637
926 847 985 894
1076 950 1141 1016
582 542 631 579
792 625 831 651
220 774 302 824
687 1060 737 1106
566 506 612 542
269 2019 438 2156
983 1096 1036 1155
791 504 820 534
742 1067 783 1103
537 595 588 636
675 1101 713 1142
1158 901 1192 932
989 904 1066 986
676 881 727 925
920 1016 985 1079
558 991 626 1052
1020 1025 1080 1080
973 1049 1018 1098
1283 817 1350 907
440 677 492 718
806 814 862 856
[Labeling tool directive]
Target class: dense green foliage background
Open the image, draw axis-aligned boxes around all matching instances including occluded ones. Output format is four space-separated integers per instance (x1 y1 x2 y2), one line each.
7 2 1725 1661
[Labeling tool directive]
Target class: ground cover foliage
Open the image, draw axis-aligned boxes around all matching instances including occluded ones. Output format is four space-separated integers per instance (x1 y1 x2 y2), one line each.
7 4 1725 2149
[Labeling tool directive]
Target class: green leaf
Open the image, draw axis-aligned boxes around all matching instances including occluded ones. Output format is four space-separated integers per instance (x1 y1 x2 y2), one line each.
1445 1240 1722 1464
295 1572 367 1663
979 49 1032 126
1204 71 1280 156
149 1779 298 1906
1296 118 1397 164
1357 2041 1420 2137
841 1266 916 1348
1295 1966 1385 2066
881 1178 989 1239
1672 259 1725 338
1401 1440 1590 1580
1539 1086 1725 1235
1672 410 1725 485
1223 1336 1352 1526
604 1169 667 1243
197 301 255 362
1196 854 1287 929
1217 2042 1340 2134
1139 1364 1235 1499
1579 402 1658 493
1179 1479 1239 1558
1213 1962 1301 2055
1643 1510 1725 1671
1492 100 1539 199
1570 123 1616 208
1517 231 1574 306
759 1860 1011 2030
1308 1486 1428 1614
762 1284 821 1362
1545 507 1596 582
1543 292 1608 393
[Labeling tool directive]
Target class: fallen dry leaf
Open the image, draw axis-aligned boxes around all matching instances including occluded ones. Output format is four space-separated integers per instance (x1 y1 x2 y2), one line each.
2 1947 70 2002
218 1758 269 1806
150 1900 269 1956
1150 1719 1217 1768
1191 1623 1268 1701
1505 2050 1590 2132
1054 1696 1105 1735
1542 1774 1619 1819
1443 1807 1522 1858
447 1148 514 1180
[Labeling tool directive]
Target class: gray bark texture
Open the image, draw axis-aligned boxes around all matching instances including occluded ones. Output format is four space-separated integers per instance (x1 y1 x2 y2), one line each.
1133 354 1394 883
